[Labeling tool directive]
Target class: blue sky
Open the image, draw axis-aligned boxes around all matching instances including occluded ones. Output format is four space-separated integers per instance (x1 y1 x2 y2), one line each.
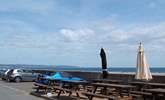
0 0 165 67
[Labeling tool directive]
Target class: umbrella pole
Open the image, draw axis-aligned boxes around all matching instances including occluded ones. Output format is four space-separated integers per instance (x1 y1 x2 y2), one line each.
102 70 108 79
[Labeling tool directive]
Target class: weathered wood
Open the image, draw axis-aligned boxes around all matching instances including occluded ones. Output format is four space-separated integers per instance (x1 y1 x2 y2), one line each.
34 83 50 88
130 91 152 96
81 91 117 100
130 94 142 98
130 91 153 100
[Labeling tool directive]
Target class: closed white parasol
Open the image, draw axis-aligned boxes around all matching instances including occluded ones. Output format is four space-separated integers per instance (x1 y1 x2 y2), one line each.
135 43 152 81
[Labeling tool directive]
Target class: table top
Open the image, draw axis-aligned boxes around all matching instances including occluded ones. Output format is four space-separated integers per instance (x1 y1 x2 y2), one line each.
144 88 165 94
91 79 122 83
129 81 165 87
147 83 165 87
129 81 147 85
92 83 135 89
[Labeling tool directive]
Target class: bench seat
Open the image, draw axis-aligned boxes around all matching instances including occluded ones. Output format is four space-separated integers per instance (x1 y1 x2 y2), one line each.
130 94 142 98
130 91 152 99
34 83 50 88
33 83 52 93
130 91 152 96
81 91 117 100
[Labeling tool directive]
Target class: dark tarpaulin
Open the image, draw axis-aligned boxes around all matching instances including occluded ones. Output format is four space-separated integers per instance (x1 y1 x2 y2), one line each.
100 48 108 79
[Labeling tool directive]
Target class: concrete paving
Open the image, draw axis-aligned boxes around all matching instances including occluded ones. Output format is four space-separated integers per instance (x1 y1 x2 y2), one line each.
0 80 43 100
0 79 131 100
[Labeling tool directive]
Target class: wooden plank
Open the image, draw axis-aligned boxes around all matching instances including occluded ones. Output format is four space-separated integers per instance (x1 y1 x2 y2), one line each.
130 94 142 98
92 83 135 89
81 91 116 100
130 91 152 96
144 88 165 94
34 82 50 88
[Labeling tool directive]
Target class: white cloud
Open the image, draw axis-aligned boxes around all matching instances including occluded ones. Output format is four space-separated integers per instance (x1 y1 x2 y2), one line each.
1 16 165 54
75 21 165 52
109 29 131 42
60 28 95 42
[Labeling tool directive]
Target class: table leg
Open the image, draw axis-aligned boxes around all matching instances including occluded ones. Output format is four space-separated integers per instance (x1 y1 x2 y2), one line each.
46 80 51 93
163 94 165 100
118 88 122 97
93 86 98 93
57 90 62 98
68 92 72 96
76 92 80 97
152 93 159 100
152 95 155 100
128 88 132 96
101 87 107 95
89 86 98 100
75 85 80 97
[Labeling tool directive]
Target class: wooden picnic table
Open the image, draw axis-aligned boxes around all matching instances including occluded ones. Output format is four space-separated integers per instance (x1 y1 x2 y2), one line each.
34 79 89 98
144 88 165 100
58 80 89 97
92 83 135 89
85 83 135 100
61 80 89 92
61 80 89 90
33 78 62 93
129 81 165 89
91 83 135 96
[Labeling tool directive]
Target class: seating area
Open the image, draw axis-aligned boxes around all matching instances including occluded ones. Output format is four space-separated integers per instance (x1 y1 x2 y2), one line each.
30 72 165 100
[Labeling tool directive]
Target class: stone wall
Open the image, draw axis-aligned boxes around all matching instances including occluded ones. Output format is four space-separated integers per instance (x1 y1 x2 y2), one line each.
33 69 165 83
68 71 165 83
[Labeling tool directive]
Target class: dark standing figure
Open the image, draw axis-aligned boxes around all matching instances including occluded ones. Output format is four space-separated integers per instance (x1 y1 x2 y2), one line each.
100 48 108 79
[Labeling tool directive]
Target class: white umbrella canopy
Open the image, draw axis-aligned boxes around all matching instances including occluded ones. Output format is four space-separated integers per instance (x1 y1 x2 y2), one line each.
135 43 152 81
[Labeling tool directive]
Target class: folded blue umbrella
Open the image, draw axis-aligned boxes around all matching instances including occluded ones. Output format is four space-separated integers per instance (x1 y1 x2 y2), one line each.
44 72 62 79
62 77 83 81
44 72 83 81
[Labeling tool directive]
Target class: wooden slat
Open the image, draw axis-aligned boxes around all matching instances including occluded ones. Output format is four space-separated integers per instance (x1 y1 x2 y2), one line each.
34 82 50 88
81 91 116 100
130 91 152 96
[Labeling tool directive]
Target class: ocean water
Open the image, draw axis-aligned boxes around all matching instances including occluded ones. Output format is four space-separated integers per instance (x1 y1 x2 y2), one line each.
0 64 165 73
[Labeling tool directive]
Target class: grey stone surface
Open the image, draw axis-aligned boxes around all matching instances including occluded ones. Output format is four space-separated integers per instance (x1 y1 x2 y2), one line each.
0 80 43 100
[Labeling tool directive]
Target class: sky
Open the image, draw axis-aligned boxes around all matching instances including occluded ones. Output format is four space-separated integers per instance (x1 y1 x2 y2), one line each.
0 0 165 67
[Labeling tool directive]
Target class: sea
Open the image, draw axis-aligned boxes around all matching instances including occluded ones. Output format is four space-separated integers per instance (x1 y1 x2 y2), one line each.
0 64 165 73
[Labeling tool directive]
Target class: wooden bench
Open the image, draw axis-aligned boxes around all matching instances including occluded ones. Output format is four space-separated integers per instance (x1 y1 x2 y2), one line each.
81 91 117 100
130 91 152 99
130 94 142 98
32 86 47 90
34 83 50 87
34 82 83 97
52 86 73 98
33 83 51 93
130 91 152 96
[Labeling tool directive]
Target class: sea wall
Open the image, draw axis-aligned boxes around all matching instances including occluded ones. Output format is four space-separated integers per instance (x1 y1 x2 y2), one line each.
70 71 165 83
32 70 165 83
